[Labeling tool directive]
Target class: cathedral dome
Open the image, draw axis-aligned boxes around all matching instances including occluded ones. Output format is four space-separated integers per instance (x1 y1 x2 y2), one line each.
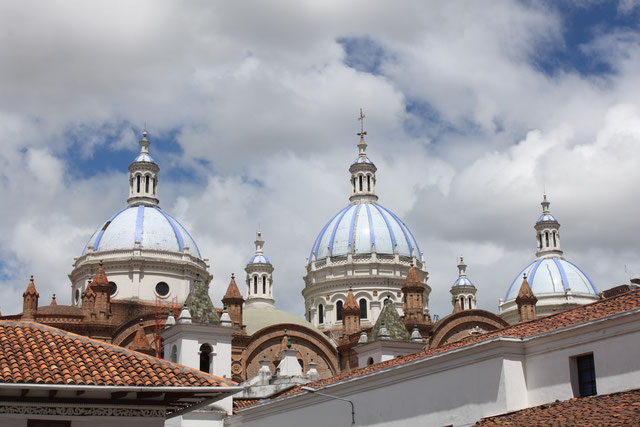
82 206 202 258
308 201 421 263
505 257 597 301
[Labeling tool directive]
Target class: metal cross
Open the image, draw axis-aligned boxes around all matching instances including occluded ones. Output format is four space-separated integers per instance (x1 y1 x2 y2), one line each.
357 108 367 137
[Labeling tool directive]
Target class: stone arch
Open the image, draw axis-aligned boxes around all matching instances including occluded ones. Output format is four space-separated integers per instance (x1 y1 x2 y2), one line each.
111 313 157 349
430 309 509 349
244 323 339 381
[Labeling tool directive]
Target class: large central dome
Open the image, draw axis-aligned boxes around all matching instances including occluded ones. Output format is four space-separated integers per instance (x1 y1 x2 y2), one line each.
309 201 420 262
303 121 430 331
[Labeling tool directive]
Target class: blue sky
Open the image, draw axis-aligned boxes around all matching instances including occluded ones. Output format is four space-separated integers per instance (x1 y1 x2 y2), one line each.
0 0 639 319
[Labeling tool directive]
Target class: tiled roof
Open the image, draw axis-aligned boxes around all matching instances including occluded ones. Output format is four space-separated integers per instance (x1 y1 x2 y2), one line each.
184 279 220 325
0 320 236 387
370 298 409 341
475 388 640 426
233 398 260 413
267 289 640 403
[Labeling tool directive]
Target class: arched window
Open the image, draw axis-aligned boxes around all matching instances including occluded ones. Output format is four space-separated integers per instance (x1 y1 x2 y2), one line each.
298 358 304 371
308 310 311 322
359 299 367 319
152 178 156 195
545 231 550 247
170 345 177 363
367 357 374 366
352 177 356 193
318 304 324 324
136 175 141 192
336 301 343 321
263 276 267 294
553 231 557 247
199 344 212 373
359 175 363 191
469 296 473 309
538 233 542 249
367 175 371 191
253 276 258 294
145 175 150 193
460 297 465 310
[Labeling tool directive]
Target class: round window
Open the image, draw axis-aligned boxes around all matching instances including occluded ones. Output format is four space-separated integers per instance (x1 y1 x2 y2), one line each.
155 282 170 297
108 281 117 296
75 289 80 303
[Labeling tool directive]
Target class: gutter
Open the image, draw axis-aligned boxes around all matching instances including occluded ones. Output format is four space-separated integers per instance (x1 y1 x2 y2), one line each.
0 383 244 393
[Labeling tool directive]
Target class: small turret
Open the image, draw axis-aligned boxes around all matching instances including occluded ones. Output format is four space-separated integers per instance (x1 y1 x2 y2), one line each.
222 273 244 327
535 194 563 258
342 288 361 335
516 274 538 322
22 275 39 320
127 131 160 207
450 257 477 312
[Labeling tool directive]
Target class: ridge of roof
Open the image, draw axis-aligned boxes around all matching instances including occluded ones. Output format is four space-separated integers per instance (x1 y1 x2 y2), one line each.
258 289 640 405
0 320 236 387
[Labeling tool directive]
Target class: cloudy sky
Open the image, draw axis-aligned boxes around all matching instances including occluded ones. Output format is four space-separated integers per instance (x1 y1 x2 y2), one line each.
1 0 639 319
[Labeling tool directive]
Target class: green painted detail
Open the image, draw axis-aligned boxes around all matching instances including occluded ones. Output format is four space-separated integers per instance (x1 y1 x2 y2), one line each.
184 280 220 325
370 299 409 341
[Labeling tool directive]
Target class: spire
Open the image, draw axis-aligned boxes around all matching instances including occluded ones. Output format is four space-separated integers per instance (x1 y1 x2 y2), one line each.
127 131 160 207
457 257 467 278
23 275 39 298
342 288 361 335
22 275 39 320
130 323 153 355
349 109 378 203
516 273 538 322
534 194 562 258
183 277 220 325
343 288 360 314
222 273 244 328
254 231 264 255
50 294 57 306
370 298 409 341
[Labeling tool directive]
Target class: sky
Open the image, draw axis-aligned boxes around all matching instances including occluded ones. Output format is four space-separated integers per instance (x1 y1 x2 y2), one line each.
1 0 639 320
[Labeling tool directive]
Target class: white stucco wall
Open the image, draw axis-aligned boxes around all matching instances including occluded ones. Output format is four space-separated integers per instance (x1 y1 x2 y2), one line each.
233 309 640 427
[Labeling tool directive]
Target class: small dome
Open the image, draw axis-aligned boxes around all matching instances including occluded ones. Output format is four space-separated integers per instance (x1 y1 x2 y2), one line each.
537 213 557 222
453 277 474 287
133 153 156 164
83 206 201 258
351 155 374 165
248 254 270 265
505 257 597 301
309 202 420 263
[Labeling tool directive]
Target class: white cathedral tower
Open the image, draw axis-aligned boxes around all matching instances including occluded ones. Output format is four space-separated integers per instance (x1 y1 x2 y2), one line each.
69 131 211 306
450 257 477 311
303 112 430 331
245 231 275 308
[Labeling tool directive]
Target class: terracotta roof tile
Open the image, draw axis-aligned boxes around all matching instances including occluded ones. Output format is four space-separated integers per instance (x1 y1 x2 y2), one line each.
0 320 236 387
403 265 421 288
270 289 640 402
475 388 640 425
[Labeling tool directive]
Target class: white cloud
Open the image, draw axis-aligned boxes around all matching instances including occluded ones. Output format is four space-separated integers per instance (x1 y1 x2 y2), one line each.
0 0 638 321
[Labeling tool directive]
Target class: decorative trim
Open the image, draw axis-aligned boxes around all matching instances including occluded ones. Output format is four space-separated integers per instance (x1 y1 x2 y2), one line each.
0 403 165 418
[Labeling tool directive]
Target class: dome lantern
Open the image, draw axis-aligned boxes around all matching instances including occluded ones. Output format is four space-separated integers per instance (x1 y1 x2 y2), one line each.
535 194 562 258
245 231 275 308
349 109 378 203
127 131 160 208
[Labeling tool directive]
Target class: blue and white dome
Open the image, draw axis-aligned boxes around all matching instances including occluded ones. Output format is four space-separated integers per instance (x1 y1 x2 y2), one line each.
537 213 557 222
83 206 202 258
351 155 374 165
453 276 474 287
504 257 597 301
133 152 156 163
309 202 420 262
248 254 270 265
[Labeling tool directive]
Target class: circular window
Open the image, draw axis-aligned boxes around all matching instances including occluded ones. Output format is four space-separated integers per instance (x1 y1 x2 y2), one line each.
75 289 80 303
155 282 170 297
108 281 117 296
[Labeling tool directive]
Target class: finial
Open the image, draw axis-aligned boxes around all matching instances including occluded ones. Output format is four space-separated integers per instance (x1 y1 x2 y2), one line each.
30 275 34 281
523 272 527 280
541 193 550 215
231 272 235 279
357 108 367 139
